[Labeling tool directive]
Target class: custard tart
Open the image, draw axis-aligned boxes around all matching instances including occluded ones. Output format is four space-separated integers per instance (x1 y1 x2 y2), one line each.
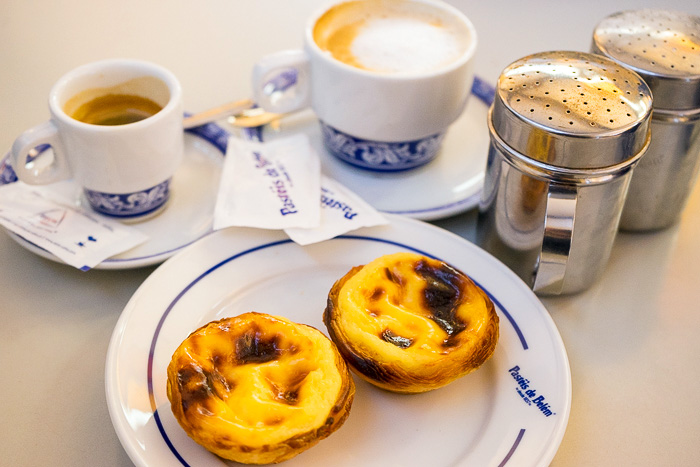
166 312 355 464
324 252 499 394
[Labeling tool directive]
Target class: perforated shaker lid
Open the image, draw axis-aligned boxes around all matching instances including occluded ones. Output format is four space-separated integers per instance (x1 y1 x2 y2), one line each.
490 51 653 170
592 9 700 111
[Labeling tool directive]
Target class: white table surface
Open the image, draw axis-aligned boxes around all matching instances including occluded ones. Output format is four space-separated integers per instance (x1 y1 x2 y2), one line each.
2 1 700 465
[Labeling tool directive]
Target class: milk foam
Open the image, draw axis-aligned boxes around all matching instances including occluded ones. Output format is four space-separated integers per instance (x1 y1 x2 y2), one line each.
313 1 470 74
351 18 464 73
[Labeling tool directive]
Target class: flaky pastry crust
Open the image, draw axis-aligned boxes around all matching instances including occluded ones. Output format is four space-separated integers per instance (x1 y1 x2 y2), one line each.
324 252 499 394
167 312 355 464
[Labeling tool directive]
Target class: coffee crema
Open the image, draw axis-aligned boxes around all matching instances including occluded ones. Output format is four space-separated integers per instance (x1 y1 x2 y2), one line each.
313 0 471 74
69 94 163 126
63 76 169 126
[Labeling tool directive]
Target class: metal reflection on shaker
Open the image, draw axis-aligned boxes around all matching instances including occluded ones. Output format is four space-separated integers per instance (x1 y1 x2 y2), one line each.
592 9 700 231
477 51 652 295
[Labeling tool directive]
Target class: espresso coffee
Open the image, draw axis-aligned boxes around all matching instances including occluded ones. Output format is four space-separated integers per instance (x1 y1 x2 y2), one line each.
69 94 163 126
313 0 471 74
63 76 169 126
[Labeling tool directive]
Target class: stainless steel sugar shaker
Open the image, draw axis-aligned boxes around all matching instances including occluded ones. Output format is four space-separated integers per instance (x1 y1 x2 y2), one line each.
477 51 652 295
592 10 700 231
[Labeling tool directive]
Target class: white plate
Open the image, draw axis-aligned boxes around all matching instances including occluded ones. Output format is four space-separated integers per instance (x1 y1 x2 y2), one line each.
239 80 492 221
105 215 571 467
1 125 228 269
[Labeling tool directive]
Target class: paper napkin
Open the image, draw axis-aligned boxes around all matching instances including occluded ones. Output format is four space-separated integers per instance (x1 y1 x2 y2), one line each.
285 175 389 245
214 134 321 230
0 182 148 270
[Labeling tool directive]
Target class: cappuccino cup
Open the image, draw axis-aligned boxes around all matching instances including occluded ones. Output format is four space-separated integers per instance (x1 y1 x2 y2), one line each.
252 0 477 172
11 59 184 220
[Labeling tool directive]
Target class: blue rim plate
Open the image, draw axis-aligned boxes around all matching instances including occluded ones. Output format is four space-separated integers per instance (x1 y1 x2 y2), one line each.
1 123 229 269
105 215 571 467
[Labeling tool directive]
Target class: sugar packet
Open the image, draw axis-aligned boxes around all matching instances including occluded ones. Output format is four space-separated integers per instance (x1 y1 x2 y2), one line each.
285 175 389 245
0 182 148 270
214 134 320 230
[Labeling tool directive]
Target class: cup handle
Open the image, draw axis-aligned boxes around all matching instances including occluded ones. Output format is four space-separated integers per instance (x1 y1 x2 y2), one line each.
251 50 311 114
11 121 71 185
532 183 577 295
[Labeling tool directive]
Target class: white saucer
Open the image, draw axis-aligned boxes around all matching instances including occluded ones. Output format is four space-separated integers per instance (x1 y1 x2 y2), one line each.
245 86 491 221
106 215 571 467
2 126 227 269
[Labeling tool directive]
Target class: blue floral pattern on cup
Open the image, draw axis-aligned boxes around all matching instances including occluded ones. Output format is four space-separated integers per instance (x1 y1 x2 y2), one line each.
0 157 17 185
320 122 444 172
0 144 53 186
84 180 170 218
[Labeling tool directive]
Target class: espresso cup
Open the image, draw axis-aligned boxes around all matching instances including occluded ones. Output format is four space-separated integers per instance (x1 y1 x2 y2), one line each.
11 59 184 220
251 0 477 172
